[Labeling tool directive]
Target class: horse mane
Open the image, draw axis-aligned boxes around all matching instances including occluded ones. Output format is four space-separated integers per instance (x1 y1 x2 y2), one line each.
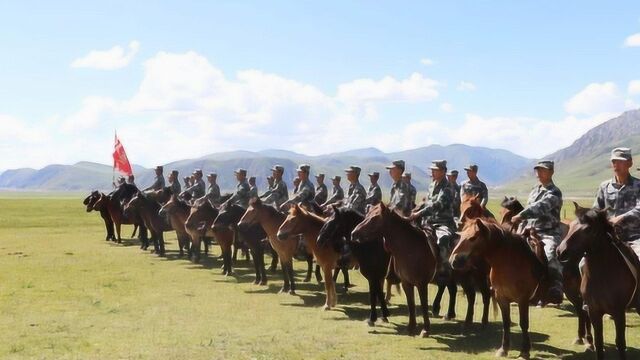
501 196 524 213
291 205 326 225
385 205 432 242
336 207 365 222
220 193 233 203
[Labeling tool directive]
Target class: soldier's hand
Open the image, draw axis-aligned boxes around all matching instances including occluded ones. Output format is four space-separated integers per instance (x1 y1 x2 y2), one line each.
610 215 623 226
408 212 419 221
511 215 522 224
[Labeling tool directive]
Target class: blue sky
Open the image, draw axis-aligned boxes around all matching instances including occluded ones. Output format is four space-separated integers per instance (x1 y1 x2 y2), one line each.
1 1 640 169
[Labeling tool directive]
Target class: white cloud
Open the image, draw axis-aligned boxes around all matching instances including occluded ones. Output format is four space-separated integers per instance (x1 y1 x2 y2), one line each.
628 80 640 96
440 102 454 112
420 58 435 66
564 82 628 115
457 81 476 92
623 33 640 47
71 40 140 70
337 72 439 104
61 96 118 132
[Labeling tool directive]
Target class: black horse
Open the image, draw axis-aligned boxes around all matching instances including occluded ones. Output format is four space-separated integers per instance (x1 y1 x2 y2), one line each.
83 190 115 241
213 203 277 284
317 206 391 325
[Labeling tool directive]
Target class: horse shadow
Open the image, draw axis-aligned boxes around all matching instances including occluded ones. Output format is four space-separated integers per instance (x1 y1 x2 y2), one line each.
107 238 140 247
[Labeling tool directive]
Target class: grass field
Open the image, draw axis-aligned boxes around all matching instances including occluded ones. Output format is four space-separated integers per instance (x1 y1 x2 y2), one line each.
1 197 639 359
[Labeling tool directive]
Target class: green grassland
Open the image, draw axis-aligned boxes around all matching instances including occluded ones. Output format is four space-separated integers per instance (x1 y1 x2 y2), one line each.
1 197 639 359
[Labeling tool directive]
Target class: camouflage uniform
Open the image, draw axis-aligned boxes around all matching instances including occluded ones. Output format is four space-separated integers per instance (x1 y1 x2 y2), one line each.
517 160 563 295
290 178 316 205
388 181 412 216
365 183 382 206
344 181 367 214
145 174 165 191
249 184 259 200
206 182 221 205
228 179 251 209
324 183 344 205
185 178 206 199
461 178 489 208
169 180 181 196
414 177 456 261
450 181 461 219
261 179 289 208
594 176 640 243
314 182 328 205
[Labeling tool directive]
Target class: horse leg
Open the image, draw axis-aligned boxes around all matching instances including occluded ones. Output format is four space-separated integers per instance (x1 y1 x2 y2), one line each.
259 248 268 286
159 232 166 256
517 301 531 360
417 282 431 338
269 248 278 273
131 224 138 238
280 260 290 293
378 279 390 322
322 266 335 309
342 266 351 292
479 277 491 329
315 263 323 284
191 236 201 263
432 283 445 318
590 311 604 359
614 312 627 359
401 282 417 335
115 222 123 244
251 248 261 284
462 280 476 330
287 262 296 295
224 246 234 276
445 277 457 320
367 279 377 326
204 237 210 255
496 298 511 357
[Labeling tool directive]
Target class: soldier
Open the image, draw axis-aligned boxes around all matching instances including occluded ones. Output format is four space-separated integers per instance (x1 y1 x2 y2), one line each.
447 170 461 220
143 166 165 192
266 176 274 190
182 169 206 200
365 171 382 211
183 176 192 189
248 176 259 199
168 170 181 196
281 164 315 210
203 173 221 205
260 165 289 209
314 173 328 205
226 168 251 209
321 175 344 208
593 148 640 254
461 164 488 208
126 175 136 187
343 166 367 215
511 160 564 305
386 160 412 216
402 172 417 209
409 160 456 274
293 178 301 193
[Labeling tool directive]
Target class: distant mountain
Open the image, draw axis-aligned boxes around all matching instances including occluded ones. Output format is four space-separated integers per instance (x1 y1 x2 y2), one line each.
0 144 533 193
500 109 640 197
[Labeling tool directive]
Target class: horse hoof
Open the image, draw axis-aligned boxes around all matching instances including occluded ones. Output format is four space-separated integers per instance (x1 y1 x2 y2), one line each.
420 329 429 338
322 304 330 311
253 280 260 285
367 320 376 327
288 290 296 295
573 338 584 345
444 314 455 321
585 344 595 352
495 348 508 357
303 277 311 283
381 317 389 323
517 352 530 360
260 280 267 286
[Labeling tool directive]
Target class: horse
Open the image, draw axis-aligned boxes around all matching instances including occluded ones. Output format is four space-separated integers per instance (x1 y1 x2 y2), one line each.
558 203 640 359
83 191 115 241
501 196 592 347
158 194 192 257
351 203 438 337
238 198 320 295
184 198 219 263
278 204 343 310
102 183 146 243
451 218 547 359
317 206 390 324
123 192 172 256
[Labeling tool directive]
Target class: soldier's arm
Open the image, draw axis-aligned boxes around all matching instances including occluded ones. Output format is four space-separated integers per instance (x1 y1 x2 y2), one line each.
424 186 453 213
518 191 561 219
480 183 489 208
322 190 340 206
592 184 605 209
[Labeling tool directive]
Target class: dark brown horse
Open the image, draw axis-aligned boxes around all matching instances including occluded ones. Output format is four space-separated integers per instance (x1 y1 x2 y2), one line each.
83 191 115 241
558 203 640 359
500 197 592 347
239 198 319 295
277 204 340 310
451 218 546 359
99 184 146 243
124 192 172 256
158 194 192 257
317 206 391 324
184 199 219 263
351 203 438 337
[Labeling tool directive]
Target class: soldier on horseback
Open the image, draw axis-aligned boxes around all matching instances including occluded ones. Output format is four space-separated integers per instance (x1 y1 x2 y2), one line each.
365 171 382 212
260 165 289 209
386 160 412 216
143 166 165 192
462 164 488 209
314 173 328 205
226 168 251 209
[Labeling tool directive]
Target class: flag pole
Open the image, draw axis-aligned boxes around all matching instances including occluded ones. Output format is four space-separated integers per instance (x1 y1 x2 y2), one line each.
112 130 116 188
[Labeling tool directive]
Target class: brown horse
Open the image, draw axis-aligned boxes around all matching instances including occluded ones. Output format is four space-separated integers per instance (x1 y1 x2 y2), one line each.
184 199 219 263
351 203 438 337
558 203 640 359
451 218 546 359
158 195 192 257
239 198 319 295
83 191 115 241
277 204 341 310
124 192 172 256
500 196 592 347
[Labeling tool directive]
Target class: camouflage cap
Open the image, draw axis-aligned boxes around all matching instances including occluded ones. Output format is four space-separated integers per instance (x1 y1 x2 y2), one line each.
271 165 284 173
430 160 447 171
402 172 412 178
315 173 325 178
447 170 459 176
234 168 247 176
170 169 179 176
367 171 380 178
344 165 361 175
331 175 341 181
534 160 555 171
385 159 405 170
611 147 632 161
193 169 203 176
296 164 311 173
155 165 163 171
207 172 217 178
464 164 478 172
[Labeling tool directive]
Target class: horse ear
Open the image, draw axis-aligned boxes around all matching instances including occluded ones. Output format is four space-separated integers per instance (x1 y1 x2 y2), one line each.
475 218 489 235
331 204 339 215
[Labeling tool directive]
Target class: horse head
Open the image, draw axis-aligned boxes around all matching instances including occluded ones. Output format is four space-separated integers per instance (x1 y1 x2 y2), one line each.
450 218 493 270
557 202 610 262
351 202 387 243
213 202 244 231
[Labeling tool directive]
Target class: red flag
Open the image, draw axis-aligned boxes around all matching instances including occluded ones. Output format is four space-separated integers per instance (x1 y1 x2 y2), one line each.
113 133 133 176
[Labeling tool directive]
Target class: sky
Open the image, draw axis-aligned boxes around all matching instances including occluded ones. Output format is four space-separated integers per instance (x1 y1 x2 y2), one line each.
1 1 640 170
